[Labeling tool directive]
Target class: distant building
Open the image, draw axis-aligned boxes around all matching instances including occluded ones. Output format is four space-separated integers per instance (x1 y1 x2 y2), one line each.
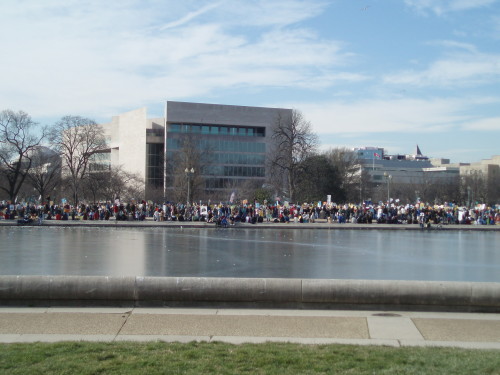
100 101 291 201
355 145 459 185
353 145 500 204
433 155 500 205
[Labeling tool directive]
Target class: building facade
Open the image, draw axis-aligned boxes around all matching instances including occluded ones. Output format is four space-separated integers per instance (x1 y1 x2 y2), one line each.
355 146 460 185
100 101 291 202
435 155 500 205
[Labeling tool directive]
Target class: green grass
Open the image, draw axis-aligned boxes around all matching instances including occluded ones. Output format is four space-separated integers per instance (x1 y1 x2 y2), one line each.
1 341 499 375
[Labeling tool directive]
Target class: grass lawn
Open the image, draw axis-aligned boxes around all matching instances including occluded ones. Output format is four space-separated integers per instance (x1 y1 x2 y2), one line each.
1 341 499 375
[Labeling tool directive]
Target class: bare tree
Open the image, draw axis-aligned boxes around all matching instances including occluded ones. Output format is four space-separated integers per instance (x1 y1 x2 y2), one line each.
50 116 107 206
324 147 362 202
487 167 500 205
461 170 488 207
113 169 144 202
82 166 144 204
0 110 47 201
295 153 340 203
166 137 212 203
27 146 61 203
236 179 266 203
81 171 108 204
268 109 318 202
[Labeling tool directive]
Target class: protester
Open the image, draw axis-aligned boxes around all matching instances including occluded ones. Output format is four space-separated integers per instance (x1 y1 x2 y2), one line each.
1 199 499 226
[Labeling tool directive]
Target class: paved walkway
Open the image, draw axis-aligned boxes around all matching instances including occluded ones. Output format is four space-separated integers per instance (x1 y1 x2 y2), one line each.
1 308 499 349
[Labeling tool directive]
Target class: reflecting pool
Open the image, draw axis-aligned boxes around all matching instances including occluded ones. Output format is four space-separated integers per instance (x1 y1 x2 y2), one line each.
1 227 499 282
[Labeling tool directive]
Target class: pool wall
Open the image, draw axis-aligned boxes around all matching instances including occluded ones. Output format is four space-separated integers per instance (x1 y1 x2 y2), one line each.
1 275 499 312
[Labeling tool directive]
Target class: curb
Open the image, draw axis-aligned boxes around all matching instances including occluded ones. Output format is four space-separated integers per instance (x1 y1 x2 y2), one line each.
1 219 499 230
1 276 499 312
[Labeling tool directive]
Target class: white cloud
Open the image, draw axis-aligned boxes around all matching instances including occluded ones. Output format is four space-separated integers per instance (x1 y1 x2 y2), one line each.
220 0 329 28
493 16 500 38
159 2 223 30
299 98 481 135
0 0 356 119
383 51 500 87
405 0 498 15
461 117 500 130
301 97 500 162
426 40 477 52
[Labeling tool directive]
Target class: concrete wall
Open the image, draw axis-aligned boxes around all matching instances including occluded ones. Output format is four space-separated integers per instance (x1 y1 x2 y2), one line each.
166 101 291 128
116 108 147 181
99 108 148 182
1 276 499 312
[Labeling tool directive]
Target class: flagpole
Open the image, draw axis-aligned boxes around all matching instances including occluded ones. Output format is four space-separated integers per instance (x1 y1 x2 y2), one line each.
163 100 167 204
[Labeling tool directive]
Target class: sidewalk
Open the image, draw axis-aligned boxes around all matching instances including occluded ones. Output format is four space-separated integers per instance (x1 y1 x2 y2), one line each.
1 308 499 349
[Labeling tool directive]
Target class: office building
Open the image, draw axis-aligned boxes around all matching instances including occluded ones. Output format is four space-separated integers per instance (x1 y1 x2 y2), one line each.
100 101 291 201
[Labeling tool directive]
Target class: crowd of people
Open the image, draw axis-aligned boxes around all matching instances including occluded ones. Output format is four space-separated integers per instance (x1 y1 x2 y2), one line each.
1 199 499 226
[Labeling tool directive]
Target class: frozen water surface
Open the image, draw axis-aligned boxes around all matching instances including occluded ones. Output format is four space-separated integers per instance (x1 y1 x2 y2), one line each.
0 227 499 282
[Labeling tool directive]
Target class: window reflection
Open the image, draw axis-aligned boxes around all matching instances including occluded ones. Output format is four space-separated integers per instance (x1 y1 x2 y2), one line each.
168 123 265 137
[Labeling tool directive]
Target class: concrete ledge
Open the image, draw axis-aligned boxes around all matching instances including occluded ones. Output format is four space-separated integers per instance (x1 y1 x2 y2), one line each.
470 282 500 307
1 220 498 231
1 276 499 312
135 277 302 303
48 276 136 301
0 275 136 303
302 279 473 307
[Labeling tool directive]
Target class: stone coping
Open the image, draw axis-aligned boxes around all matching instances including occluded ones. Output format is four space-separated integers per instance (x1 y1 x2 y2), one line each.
1 219 498 230
1 276 499 312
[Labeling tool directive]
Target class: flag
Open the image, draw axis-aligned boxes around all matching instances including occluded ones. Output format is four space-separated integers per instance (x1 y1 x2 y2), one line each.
374 152 380 158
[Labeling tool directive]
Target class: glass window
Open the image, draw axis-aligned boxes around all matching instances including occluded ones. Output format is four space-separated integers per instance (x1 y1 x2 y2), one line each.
210 126 218 135
247 128 254 136
219 127 229 135
169 124 180 132
202 126 210 134
230 128 237 135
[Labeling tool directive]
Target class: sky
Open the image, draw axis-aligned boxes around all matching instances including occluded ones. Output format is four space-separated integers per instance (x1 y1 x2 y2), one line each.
1 0 499 163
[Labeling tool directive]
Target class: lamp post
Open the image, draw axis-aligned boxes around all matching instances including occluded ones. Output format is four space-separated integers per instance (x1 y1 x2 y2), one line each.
359 165 362 205
383 172 392 204
185 167 194 205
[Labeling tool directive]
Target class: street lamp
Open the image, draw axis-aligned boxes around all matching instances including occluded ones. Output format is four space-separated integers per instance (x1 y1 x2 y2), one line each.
185 167 195 205
359 165 362 205
383 172 392 204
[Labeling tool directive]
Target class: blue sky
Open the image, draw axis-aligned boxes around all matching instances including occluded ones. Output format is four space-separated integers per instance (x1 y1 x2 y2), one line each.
1 0 499 163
